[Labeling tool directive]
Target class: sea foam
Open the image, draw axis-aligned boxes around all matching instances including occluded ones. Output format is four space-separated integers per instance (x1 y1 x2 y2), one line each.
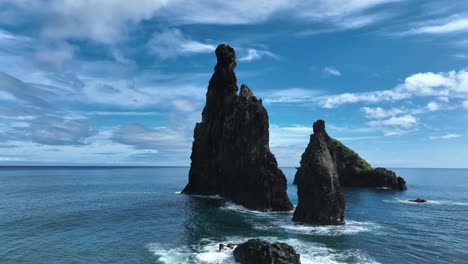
384 198 468 206
148 236 380 264
221 201 294 216
254 219 379 236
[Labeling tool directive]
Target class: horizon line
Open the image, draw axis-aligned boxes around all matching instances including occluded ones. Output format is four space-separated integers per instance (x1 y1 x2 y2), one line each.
0 165 467 170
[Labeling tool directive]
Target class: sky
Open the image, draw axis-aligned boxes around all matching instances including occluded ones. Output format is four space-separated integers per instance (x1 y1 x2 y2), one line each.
0 0 468 168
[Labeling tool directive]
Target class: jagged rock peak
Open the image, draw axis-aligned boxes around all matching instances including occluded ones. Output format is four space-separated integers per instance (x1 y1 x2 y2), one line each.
215 44 236 69
206 44 238 100
313 119 326 134
240 84 254 100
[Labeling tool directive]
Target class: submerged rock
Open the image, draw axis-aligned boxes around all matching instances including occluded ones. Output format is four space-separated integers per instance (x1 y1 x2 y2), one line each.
293 120 346 226
233 239 301 264
182 44 293 212
409 198 427 203
293 120 407 191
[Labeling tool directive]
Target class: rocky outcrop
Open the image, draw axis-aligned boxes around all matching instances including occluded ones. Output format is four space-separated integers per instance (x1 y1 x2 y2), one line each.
409 198 427 203
293 120 407 191
292 120 345 226
233 239 301 264
181 44 293 212
352 168 407 190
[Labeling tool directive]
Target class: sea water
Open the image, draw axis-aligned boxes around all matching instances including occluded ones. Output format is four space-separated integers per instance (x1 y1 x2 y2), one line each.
0 167 467 263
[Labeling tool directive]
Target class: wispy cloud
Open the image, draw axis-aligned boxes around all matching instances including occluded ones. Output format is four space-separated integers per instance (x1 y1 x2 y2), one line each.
262 88 322 103
361 107 404 119
407 17 468 35
368 114 417 128
1 0 402 46
430 134 461 140
269 124 312 147
112 123 189 150
39 0 167 44
147 29 215 59
238 49 278 62
322 66 341 76
0 72 97 146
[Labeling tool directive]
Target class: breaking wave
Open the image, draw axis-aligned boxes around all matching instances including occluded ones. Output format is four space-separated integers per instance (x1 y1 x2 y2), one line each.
148 236 379 264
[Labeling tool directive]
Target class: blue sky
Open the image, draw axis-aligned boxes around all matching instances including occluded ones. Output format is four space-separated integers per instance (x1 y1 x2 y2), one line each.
0 0 468 168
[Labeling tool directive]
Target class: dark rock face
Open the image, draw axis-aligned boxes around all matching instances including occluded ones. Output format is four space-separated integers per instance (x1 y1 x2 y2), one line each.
293 120 345 226
182 44 293 212
409 198 427 203
233 239 301 264
293 120 407 191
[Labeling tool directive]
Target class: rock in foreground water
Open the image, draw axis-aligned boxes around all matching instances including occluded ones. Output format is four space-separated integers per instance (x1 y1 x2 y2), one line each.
233 239 301 264
182 44 293 212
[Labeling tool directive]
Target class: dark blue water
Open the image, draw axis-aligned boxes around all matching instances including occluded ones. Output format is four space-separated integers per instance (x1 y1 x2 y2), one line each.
0 167 467 263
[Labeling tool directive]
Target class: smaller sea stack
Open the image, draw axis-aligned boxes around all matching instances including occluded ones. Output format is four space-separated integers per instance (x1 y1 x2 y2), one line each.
293 120 407 191
293 120 345 226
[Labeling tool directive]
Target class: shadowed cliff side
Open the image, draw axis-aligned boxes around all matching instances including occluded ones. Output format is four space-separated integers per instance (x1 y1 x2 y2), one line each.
293 120 345 226
182 44 293 212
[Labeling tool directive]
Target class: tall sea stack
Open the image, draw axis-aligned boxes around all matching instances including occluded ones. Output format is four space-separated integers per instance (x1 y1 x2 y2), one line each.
293 120 345 225
182 44 293 212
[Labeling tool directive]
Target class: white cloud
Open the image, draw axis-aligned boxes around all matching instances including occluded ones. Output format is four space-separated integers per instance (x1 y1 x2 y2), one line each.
430 134 461 140
147 29 215 58
368 115 417 128
361 107 404 119
269 124 312 147
171 99 198 112
262 88 322 103
321 90 409 108
323 67 341 76
319 69 468 108
409 17 468 35
238 49 278 62
426 101 440 111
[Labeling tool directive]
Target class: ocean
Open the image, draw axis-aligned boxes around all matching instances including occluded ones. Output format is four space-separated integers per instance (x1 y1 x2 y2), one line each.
0 167 467 263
